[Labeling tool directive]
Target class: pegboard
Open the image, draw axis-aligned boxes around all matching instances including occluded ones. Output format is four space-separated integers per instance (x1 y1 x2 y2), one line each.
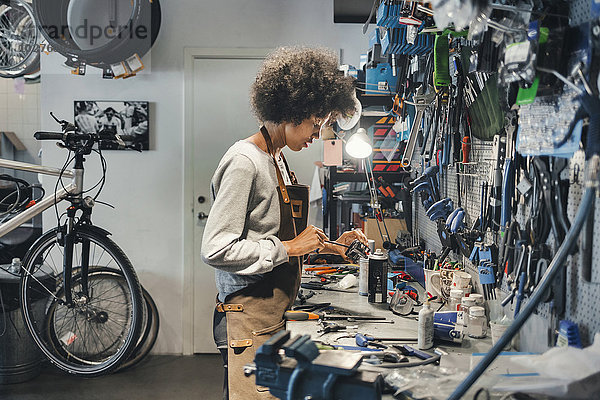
412 114 600 350
569 0 593 26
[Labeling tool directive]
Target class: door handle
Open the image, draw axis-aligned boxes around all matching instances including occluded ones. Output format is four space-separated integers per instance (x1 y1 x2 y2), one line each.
197 212 209 220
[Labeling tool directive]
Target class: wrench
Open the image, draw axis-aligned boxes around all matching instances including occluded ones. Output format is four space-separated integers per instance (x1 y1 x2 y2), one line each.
401 85 436 167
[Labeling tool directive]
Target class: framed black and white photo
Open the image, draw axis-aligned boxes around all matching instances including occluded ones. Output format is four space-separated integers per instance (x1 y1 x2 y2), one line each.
74 101 150 150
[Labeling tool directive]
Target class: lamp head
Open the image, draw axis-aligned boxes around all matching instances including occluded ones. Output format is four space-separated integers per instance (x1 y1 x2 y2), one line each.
345 128 372 159
336 93 362 131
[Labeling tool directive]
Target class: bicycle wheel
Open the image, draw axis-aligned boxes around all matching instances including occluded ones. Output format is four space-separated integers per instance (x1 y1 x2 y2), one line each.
20 226 143 376
0 1 39 73
118 285 159 371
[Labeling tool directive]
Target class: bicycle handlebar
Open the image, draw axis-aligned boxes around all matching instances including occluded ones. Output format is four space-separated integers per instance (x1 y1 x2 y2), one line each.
35 113 143 153
34 131 65 141
34 131 131 143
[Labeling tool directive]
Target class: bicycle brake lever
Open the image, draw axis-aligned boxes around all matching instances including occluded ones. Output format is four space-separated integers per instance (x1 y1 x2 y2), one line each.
127 144 143 152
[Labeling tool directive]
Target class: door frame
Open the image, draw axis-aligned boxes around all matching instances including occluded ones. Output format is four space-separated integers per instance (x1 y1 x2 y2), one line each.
182 47 271 354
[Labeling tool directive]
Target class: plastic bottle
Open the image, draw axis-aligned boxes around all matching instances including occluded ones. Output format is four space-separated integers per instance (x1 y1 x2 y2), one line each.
358 257 369 296
8 258 21 274
468 306 487 338
418 301 434 350
449 289 463 311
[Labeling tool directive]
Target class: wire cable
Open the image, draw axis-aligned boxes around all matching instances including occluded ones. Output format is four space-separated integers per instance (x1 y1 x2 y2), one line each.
54 150 74 228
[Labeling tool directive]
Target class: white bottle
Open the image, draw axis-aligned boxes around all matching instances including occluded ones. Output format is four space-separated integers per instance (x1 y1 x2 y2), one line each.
358 257 369 296
418 301 434 350
9 258 21 274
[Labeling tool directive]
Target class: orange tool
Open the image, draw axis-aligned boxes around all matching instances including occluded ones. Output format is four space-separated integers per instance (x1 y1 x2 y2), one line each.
461 136 471 164
284 310 321 321
316 269 339 275
305 266 335 272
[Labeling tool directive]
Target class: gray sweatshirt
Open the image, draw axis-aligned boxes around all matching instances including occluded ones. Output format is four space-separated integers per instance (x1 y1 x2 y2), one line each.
201 140 290 302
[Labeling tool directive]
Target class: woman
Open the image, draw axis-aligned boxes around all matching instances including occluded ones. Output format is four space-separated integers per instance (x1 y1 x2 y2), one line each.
201 46 368 399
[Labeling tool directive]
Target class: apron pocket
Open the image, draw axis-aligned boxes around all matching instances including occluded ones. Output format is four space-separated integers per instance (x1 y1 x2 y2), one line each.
252 319 285 336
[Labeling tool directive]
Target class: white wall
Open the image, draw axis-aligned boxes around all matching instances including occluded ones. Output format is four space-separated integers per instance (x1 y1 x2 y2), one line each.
0 78 40 160
41 0 367 354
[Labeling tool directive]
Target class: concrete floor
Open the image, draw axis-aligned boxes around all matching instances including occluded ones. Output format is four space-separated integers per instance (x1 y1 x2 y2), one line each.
1 355 224 400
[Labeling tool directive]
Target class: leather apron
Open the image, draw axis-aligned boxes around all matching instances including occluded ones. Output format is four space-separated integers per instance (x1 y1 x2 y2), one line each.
216 126 309 399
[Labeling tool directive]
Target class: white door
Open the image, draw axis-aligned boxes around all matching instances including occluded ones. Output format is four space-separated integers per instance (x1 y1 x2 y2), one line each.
187 50 269 353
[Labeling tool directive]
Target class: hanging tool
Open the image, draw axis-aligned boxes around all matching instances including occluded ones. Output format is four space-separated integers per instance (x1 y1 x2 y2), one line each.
401 85 436 167
487 135 506 232
461 136 471 165
502 241 527 307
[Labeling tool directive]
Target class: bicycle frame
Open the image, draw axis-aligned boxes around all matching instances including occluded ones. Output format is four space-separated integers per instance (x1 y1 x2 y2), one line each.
0 156 90 304
0 158 82 239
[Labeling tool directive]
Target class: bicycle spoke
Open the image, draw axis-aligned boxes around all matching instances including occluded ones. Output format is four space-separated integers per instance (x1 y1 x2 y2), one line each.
22 266 60 302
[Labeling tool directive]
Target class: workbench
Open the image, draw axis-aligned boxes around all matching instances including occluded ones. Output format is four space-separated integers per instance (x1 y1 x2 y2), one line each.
285 266 496 399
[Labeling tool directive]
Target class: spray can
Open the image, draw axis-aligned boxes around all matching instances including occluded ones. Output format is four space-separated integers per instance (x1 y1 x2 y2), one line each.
418 301 434 349
368 249 388 303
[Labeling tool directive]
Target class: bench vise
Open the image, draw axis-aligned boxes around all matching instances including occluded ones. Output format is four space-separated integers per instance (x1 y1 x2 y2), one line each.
244 330 383 400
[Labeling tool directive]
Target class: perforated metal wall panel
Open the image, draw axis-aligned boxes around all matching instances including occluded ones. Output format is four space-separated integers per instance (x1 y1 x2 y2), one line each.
413 120 600 349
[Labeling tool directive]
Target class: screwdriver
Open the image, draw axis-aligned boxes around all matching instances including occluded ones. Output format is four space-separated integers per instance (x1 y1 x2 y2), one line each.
461 135 471 164
284 310 390 322
284 310 321 321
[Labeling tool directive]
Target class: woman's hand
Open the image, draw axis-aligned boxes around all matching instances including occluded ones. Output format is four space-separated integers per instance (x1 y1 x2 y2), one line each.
322 229 369 259
282 225 328 257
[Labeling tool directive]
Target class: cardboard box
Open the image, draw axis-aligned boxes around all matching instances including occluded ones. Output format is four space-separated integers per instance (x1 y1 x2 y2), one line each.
364 218 407 251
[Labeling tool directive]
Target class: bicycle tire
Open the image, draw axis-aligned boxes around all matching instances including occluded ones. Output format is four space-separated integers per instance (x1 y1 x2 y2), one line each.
33 0 161 65
118 285 159 371
0 1 39 72
20 225 143 376
62 266 160 372
64 265 160 372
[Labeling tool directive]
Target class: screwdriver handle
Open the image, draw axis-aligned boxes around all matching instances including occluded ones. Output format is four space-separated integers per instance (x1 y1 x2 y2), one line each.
461 136 471 163
316 269 338 275
284 310 321 321
403 345 433 360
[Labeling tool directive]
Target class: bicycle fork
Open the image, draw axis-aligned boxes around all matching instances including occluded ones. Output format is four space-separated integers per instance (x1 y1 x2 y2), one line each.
63 163 89 306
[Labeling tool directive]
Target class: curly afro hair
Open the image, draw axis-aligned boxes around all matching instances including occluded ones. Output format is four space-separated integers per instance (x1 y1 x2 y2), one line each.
250 46 356 125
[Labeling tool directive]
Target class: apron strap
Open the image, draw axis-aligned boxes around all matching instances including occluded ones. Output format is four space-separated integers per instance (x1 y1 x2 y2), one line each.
279 152 298 185
260 126 290 204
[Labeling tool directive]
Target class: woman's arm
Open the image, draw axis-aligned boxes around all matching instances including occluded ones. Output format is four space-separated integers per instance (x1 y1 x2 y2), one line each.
201 154 289 275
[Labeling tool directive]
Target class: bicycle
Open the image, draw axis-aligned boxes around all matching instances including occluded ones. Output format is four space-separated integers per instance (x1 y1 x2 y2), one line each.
0 113 144 376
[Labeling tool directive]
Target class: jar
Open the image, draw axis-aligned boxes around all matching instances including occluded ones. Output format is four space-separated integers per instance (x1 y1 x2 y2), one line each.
448 289 463 311
469 293 484 307
460 297 477 322
468 306 487 338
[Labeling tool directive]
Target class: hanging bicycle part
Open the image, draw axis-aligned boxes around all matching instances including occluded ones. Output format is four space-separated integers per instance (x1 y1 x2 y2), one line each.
33 0 161 71
0 0 40 78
